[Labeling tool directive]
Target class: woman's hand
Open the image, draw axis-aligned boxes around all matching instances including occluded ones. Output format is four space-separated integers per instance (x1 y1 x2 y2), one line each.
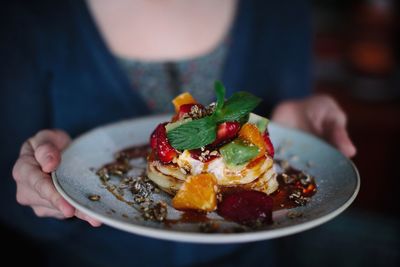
12 129 101 226
272 94 357 158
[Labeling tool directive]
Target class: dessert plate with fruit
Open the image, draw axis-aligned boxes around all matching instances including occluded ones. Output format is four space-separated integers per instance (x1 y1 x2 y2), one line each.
52 82 359 243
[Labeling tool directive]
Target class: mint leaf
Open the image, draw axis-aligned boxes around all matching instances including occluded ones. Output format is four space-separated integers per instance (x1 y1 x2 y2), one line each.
214 92 262 123
214 80 225 114
167 116 217 150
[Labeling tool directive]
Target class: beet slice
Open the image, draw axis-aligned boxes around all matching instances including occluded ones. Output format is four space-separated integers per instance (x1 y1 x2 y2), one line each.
217 190 273 226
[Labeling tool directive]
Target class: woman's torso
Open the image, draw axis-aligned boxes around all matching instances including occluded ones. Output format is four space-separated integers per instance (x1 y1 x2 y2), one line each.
1 4 312 265
87 0 236 113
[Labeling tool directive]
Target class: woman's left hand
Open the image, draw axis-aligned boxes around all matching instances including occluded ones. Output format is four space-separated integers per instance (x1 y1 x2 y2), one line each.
271 94 357 158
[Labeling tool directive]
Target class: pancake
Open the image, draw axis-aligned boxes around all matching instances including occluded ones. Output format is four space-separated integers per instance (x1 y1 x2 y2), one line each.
147 151 278 195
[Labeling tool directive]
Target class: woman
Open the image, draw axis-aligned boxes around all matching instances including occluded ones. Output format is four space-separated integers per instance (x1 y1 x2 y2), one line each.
3 0 355 266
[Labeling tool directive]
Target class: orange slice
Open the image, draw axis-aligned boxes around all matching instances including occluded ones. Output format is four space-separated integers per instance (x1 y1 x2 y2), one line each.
172 92 197 112
172 173 218 212
238 123 266 158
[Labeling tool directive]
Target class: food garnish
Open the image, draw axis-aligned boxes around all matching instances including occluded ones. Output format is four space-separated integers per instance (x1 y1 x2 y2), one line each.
167 81 262 150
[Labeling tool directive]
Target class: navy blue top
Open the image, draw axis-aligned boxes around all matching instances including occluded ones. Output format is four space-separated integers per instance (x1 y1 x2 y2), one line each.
1 0 311 266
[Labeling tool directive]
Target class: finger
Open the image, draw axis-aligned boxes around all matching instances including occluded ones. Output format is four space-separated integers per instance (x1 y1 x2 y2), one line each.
306 102 331 135
271 101 310 130
30 129 71 151
16 185 54 209
34 142 61 173
32 206 66 219
12 154 40 183
13 155 55 209
322 112 357 158
29 130 71 173
330 126 357 158
75 210 102 227
14 154 75 216
29 172 75 218
19 140 35 157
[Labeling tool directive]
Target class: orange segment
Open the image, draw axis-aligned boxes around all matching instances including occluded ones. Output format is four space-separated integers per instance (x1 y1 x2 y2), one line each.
172 173 218 212
238 123 266 158
172 92 197 112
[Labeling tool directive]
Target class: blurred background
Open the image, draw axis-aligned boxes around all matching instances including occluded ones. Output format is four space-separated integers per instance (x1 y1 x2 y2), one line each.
276 0 399 266
312 0 399 218
2 0 399 266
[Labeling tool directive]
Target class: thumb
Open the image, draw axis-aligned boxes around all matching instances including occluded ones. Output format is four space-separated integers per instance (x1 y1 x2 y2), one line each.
34 143 61 173
29 130 71 173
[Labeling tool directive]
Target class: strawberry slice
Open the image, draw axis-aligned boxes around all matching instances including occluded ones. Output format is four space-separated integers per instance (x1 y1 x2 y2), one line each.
151 123 177 163
150 122 168 150
150 127 158 150
262 132 274 158
212 122 241 146
217 190 273 226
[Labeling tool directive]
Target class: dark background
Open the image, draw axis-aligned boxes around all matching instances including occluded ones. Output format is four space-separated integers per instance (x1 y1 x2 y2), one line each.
278 1 399 265
2 0 399 266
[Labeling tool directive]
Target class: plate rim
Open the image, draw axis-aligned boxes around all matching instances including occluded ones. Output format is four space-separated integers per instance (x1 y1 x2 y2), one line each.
52 115 360 244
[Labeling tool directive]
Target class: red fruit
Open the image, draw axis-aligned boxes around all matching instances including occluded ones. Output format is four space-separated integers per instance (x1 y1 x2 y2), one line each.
262 132 274 158
217 190 273 226
212 122 241 146
178 103 204 119
150 128 158 150
151 123 177 163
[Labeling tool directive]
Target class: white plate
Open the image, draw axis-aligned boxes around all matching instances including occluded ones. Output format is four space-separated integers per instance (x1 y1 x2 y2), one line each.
52 114 359 244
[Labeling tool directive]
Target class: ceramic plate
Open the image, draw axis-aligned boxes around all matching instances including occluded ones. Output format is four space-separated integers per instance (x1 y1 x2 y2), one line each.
52 114 359 243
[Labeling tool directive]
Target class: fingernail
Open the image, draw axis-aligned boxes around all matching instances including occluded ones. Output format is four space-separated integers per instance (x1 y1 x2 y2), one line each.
46 154 54 162
86 216 101 227
91 220 102 227
350 145 357 157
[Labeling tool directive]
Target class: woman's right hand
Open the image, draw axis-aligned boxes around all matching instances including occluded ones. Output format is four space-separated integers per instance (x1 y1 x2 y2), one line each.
12 129 101 227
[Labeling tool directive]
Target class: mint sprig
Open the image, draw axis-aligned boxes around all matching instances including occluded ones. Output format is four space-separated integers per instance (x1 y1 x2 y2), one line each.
167 116 216 150
214 80 225 114
167 81 262 150
214 91 261 123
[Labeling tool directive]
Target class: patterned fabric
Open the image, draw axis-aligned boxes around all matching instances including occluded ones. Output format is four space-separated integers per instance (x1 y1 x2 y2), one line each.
116 38 230 113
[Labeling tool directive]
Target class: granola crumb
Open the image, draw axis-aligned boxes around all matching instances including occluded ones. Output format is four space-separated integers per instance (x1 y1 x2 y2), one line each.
88 194 101 201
